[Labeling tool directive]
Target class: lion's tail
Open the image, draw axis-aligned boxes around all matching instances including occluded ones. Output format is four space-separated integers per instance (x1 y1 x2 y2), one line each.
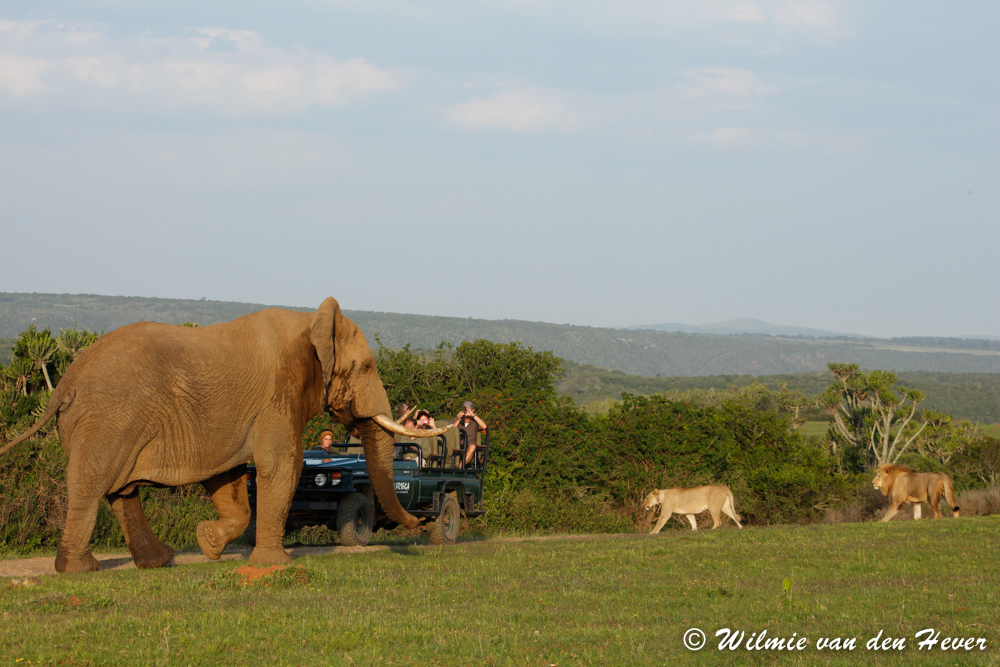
0 387 66 457
726 488 743 528
944 476 960 518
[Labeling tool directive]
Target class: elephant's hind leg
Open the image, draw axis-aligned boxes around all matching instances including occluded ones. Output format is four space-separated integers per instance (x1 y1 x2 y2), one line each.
108 489 175 569
197 467 251 560
55 484 103 573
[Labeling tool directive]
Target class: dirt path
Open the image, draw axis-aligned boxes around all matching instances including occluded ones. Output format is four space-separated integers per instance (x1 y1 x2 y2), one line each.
0 532 640 579
0 544 392 578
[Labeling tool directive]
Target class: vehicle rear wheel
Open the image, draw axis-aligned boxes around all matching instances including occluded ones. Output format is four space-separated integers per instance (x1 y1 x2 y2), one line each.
243 510 257 547
336 493 373 547
428 495 460 545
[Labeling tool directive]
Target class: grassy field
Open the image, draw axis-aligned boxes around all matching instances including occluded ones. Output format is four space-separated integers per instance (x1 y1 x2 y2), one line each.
2 518 997 666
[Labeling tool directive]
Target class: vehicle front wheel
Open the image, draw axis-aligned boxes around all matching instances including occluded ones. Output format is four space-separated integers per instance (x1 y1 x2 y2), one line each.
428 495 460 545
336 493 373 547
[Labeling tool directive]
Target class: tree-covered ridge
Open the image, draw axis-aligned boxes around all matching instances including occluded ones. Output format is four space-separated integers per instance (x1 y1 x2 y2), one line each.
558 361 1000 424
2 292 998 376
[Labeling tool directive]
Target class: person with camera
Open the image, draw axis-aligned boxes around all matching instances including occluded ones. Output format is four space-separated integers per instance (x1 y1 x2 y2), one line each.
414 409 436 430
451 401 487 467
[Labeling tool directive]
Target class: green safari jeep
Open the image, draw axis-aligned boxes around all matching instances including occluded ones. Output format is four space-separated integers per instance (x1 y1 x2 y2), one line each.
245 427 489 546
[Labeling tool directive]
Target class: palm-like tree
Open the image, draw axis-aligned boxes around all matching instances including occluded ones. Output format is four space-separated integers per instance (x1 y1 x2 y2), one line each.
56 323 99 360
56 324 100 374
4 358 36 396
25 335 58 392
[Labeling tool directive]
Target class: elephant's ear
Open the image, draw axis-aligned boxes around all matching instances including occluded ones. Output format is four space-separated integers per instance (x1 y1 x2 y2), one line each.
310 297 340 394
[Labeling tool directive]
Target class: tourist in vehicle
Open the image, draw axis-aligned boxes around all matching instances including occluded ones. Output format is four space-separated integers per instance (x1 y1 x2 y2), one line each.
452 401 487 466
317 429 336 453
414 409 436 430
395 402 413 423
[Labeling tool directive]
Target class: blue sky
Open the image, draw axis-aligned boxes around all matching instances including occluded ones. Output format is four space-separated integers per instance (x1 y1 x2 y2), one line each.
1 1 997 338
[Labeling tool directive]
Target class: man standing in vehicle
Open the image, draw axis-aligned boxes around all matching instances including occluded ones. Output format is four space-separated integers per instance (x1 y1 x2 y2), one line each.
452 401 487 466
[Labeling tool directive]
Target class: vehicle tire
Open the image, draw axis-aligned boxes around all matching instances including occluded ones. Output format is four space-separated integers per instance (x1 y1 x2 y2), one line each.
244 510 257 547
336 493 374 547
428 495 460 545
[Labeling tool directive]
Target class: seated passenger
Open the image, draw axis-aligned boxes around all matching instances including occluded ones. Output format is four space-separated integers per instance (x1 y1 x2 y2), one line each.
317 429 336 453
394 417 418 445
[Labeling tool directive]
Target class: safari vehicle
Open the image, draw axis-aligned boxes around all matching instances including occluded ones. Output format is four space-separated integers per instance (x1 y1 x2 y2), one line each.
244 427 489 547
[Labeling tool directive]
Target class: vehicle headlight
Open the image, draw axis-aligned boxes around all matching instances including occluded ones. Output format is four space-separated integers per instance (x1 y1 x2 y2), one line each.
330 472 343 485
314 473 328 487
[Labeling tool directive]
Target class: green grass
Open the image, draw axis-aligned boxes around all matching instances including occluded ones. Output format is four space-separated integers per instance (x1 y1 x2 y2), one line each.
801 421 832 440
2 518 998 666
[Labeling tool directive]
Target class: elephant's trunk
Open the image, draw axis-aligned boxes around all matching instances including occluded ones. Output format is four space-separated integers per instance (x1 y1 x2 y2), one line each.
356 418 419 529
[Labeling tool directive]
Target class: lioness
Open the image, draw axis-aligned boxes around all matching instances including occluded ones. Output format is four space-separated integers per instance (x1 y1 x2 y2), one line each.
872 464 960 522
642 485 742 534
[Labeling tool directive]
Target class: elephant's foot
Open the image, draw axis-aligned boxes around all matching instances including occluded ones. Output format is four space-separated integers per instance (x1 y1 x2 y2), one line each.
55 546 99 574
131 538 175 569
247 546 293 567
196 521 230 561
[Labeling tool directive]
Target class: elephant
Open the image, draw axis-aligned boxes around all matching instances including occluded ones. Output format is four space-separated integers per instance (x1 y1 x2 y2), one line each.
1 297 447 573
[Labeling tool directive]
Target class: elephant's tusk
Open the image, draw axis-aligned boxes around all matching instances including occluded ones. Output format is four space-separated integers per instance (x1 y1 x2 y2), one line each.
373 414 452 438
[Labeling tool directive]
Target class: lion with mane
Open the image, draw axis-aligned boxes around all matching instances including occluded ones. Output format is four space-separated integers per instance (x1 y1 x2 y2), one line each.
872 464 960 522
642 485 742 534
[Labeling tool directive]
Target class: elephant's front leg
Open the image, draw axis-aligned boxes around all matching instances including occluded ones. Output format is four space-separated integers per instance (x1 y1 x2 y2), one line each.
197 466 251 560
107 489 175 569
248 441 300 566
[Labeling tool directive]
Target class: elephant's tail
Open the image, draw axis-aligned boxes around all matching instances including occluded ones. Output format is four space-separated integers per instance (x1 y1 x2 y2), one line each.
0 387 67 457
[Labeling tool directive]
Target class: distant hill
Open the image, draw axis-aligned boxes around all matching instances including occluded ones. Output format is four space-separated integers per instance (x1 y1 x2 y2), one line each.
628 317 861 338
2 292 1000 376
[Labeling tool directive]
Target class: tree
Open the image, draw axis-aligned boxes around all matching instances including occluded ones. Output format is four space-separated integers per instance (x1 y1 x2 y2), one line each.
914 410 975 465
55 323 100 373
4 358 36 397
774 382 809 430
819 363 928 468
453 340 562 395
25 335 58 392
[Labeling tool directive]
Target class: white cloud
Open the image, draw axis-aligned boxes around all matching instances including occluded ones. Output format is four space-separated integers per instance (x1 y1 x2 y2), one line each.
445 88 591 133
714 1 767 23
0 54 51 96
774 1 838 29
189 28 263 53
680 67 775 99
0 20 399 113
